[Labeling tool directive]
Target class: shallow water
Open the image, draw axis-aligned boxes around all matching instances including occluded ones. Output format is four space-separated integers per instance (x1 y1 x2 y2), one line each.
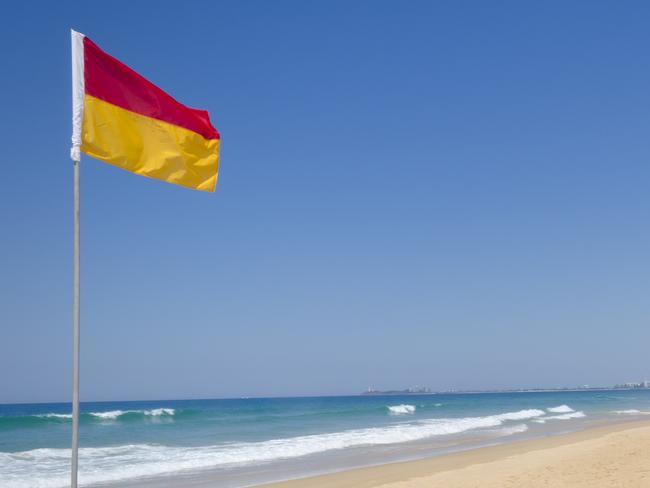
2 389 650 487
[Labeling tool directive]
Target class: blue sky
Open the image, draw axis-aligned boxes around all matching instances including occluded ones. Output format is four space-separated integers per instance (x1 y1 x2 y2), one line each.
1 1 650 403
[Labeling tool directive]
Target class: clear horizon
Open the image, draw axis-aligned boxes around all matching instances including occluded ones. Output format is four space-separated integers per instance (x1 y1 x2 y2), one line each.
2 380 650 406
2 1 650 403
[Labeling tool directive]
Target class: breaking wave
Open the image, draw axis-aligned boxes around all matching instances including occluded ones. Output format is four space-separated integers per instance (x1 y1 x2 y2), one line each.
612 409 650 415
89 408 175 419
532 411 586 423
0 408 545 488
387 404 416 415
494 423 529 436
546 405 574 413
1 409 176 428
35 413 73 419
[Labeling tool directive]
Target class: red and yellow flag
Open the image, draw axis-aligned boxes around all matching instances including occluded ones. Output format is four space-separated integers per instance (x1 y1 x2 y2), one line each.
70 30 220 191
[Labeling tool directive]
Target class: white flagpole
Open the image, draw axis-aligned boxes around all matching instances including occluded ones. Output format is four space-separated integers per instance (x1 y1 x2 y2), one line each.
70 29 83 488
71 156 80 488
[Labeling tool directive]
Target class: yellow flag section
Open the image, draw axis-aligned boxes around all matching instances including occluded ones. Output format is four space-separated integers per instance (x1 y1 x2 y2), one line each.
70 30 220 191
82 96 220 190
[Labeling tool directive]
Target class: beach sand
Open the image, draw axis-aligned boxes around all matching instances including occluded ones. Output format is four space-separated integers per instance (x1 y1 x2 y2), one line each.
261 420 650 488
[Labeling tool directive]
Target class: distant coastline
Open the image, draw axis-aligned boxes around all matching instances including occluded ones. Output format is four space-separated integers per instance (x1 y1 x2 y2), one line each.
362 387 432 396
362 381 650 396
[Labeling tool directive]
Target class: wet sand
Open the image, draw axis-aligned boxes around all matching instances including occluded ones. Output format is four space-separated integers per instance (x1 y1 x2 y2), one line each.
260 420 650 488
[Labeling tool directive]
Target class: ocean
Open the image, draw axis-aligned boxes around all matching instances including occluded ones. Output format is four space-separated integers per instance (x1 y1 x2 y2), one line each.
2 390 650 488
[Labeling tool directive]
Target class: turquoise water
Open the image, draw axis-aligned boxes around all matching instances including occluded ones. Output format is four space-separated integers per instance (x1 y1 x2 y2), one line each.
2 390 650 487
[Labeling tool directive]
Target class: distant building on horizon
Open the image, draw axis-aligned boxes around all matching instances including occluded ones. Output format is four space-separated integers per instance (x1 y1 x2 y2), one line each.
613 380 650 389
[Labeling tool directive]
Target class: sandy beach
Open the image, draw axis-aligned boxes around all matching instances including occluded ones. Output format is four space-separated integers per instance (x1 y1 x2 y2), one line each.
262 420 650 488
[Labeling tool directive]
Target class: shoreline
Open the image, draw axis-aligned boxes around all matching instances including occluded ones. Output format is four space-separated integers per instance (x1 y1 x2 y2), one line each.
258 419 650 488
6 396 650 488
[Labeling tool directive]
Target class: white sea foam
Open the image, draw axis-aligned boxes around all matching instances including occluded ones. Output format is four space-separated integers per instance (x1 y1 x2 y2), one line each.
35 413 72 419
533 411 586 423
90 408 175 419
34 409 176 421
547 405 574 413
495 423 529 436
0 408 545 488
90 410 126 419
144 408 175 416
612 409 650 415
387 404 416 415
